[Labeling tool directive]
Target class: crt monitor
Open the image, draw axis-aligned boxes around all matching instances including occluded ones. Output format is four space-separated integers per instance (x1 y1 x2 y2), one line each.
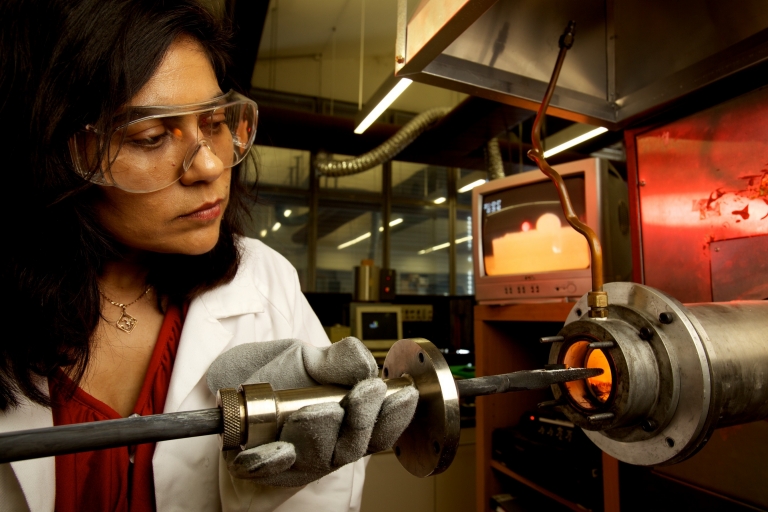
472 158 631 304
349 304 403 353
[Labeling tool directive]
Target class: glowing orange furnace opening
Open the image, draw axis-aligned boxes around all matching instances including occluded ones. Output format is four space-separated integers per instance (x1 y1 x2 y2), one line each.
562 340 614 409
586 349 612 403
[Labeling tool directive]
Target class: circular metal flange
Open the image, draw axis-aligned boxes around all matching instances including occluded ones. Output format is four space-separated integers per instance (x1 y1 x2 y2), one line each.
555 282 711 466
382 338 460 477
553 310 679 444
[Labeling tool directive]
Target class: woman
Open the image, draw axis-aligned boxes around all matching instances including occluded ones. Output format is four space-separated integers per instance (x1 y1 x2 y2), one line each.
0 1 417 511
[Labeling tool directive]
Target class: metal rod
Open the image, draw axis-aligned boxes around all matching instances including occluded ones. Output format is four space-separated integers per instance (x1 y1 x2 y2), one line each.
455 367 602 398
0 408 222 464
0 367 601 464
526 21 605 297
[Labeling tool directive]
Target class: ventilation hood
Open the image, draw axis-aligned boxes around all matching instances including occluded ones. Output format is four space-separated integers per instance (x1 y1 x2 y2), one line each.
395 0 768 128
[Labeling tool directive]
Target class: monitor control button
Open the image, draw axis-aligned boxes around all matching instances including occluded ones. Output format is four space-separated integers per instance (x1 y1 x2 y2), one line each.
566 282 577 293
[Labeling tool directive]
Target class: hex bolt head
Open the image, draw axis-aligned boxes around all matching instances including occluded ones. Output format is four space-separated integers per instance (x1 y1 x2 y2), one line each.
659 312 674 324
641 419 658 432
639 327 653 341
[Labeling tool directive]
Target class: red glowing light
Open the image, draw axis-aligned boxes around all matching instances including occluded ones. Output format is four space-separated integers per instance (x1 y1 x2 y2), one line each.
529 415 535 421
521 221 532 232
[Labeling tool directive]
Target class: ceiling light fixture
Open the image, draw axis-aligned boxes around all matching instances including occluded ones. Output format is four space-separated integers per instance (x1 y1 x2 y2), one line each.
354 75 413 134
272 222 281 232
417 236 472 255
458 179 486 193
284 209 292 217
260 229 267 238
543 126 608 158
433 197 446 204
338 231 372 250
378 218 404 232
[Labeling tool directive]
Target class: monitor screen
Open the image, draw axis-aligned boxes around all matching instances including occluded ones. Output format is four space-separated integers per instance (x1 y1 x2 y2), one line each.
361 311 399 341
481 174 590 276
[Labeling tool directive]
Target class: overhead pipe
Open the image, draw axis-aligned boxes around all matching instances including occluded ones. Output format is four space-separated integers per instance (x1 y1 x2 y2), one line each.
316 107 450 177
486 138 505 180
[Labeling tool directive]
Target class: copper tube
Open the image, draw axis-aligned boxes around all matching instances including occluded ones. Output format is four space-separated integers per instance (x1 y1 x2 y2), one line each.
526 21 605 297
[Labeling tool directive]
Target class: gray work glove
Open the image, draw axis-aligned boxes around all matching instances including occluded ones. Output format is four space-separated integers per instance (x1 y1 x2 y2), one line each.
206 337 419 487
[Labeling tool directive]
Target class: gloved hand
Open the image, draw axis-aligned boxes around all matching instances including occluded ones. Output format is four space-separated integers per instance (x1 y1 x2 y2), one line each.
206 337 419 487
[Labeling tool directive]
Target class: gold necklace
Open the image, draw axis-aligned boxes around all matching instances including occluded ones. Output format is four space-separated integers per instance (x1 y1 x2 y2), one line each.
99 285 152 334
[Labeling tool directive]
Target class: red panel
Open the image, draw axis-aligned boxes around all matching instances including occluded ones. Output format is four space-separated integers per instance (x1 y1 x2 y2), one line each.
634 87 768 303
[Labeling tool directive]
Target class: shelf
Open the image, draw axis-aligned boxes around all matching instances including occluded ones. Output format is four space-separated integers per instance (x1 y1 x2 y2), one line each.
475 302 573 323
490 460 587 512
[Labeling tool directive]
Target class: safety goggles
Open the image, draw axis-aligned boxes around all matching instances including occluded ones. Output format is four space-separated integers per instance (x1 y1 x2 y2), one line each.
69 91 258 193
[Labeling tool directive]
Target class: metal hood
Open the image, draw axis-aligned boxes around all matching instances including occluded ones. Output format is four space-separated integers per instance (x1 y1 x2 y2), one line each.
394 0 768 128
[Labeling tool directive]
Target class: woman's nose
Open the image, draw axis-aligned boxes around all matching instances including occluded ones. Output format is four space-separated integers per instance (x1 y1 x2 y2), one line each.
180 140 225 185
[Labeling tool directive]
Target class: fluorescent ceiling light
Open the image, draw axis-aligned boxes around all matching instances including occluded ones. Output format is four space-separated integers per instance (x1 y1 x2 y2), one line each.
433 197 446 204
378 218 404 232
272 222 281 232
354 78 413 134
543 127 608 158
417 236 472 255
340 218 404 249
458 179 486 193
338 231 371 250
259 229 267 238
283 209 292 217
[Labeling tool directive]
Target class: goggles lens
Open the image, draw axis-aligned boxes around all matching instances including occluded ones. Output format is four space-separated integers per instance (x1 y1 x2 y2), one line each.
70 91 258 193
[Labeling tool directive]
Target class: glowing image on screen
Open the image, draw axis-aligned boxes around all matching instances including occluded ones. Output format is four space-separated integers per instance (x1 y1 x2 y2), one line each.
481 176 590 276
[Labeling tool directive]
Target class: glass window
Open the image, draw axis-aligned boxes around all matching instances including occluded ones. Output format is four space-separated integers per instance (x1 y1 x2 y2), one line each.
252 146 310 189
315 205 383 293
392 161 448 202
456 211 474 296
457 169 487 207
390 208 450 295
319 155 382 193
244 195 309 289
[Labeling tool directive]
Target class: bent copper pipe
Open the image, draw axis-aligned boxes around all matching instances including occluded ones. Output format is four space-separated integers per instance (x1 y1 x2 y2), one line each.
526 21 607 317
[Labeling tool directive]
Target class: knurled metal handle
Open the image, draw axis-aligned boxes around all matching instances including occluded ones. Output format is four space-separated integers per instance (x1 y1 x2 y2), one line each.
217 388 245 450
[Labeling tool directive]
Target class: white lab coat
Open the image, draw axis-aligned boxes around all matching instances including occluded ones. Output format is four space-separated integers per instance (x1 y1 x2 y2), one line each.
0 237 367 512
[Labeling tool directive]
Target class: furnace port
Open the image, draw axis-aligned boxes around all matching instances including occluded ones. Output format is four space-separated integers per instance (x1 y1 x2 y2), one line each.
561 340 614 410
548 282 768 466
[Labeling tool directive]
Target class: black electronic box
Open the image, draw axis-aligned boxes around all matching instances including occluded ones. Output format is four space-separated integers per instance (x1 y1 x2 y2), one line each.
492 411 604 511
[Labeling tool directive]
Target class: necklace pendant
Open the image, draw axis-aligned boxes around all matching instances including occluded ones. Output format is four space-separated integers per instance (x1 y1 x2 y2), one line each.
116 309 138 333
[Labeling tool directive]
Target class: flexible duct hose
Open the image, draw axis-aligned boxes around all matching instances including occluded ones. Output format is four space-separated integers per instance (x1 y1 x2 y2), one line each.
486 138 505 180
316 107 450 177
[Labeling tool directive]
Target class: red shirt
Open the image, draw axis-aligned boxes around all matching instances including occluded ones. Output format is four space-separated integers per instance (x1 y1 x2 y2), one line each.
49 304 183 512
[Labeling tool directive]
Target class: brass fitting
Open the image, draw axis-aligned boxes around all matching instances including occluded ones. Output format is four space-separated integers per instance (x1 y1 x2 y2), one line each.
588 291 609 318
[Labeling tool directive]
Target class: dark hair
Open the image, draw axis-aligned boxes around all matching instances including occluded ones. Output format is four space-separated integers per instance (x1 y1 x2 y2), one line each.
0 0 253 409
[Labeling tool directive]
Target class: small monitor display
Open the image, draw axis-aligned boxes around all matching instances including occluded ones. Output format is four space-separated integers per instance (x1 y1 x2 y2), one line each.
482 174 590 276
361 311 399 341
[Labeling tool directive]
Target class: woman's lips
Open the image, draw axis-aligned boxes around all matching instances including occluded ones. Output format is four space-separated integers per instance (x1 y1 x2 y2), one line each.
181 201 222 221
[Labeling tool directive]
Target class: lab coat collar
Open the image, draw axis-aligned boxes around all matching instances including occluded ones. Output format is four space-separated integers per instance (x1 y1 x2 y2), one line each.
163 247 265 414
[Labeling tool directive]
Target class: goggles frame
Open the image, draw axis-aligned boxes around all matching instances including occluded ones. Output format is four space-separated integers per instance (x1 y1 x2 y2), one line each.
69 90 258 193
